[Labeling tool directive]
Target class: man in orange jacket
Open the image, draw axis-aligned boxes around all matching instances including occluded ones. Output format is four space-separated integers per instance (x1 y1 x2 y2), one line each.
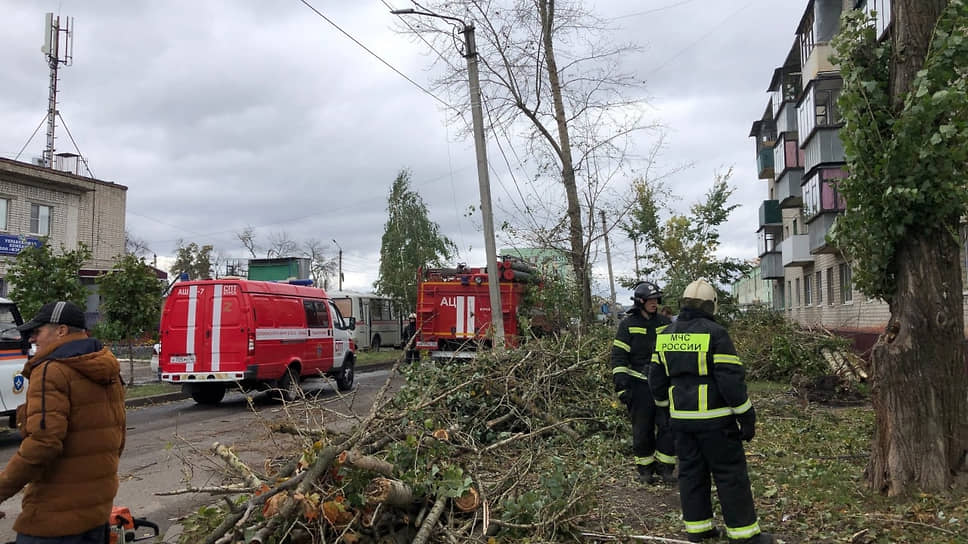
0 301 126 543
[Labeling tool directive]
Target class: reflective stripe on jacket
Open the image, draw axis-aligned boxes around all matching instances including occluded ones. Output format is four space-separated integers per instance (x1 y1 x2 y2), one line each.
610 311 671 391
648 309 751 431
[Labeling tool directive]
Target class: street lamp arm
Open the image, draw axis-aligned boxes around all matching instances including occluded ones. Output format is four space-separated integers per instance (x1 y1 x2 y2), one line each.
390 7 467 29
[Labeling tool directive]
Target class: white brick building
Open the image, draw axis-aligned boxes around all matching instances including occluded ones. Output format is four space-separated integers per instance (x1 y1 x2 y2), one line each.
0 157 127 322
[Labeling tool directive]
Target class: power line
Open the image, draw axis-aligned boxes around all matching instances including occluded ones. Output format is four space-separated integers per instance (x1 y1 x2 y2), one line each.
645 0 755 76
296 0 455 111
612 0 699 20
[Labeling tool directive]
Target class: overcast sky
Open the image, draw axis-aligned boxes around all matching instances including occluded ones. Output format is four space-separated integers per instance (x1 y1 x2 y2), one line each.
0 0 808 299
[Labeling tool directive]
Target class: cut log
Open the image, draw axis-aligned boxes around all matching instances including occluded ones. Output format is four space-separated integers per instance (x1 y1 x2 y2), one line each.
454 487 480 512
364 477 414 507
337 449 395 476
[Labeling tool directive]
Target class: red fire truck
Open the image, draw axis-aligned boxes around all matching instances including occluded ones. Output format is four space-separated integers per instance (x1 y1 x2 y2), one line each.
414 258 543 358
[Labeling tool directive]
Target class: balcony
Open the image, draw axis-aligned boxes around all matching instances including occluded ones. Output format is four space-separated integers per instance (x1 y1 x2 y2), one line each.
760 252 783 280
756 147 775 179
803 127 844 173
758 200 781 230
774 101 798 133
775 169 803 208
781 234 814 267
808 212 839 254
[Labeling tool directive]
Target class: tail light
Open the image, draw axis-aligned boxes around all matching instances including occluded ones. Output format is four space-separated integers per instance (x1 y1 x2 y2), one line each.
247 333 255 355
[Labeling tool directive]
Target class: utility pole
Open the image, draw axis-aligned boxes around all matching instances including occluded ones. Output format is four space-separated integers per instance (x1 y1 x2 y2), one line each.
601 210 618 323
391 8 506 350
41 13 73 169
332 239 343 291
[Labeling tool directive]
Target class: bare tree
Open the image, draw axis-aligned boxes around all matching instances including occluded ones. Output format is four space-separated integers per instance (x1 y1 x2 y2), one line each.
302 238 338 289
398 0 657 323
124 230 151 257
236 226 259 258
266 231 298 258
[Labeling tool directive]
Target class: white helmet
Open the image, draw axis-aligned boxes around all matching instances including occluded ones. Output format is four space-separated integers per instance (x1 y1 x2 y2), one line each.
681 279 717 315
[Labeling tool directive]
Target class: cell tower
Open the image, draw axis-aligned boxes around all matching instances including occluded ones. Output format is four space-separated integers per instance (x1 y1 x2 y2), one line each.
41 13 73 169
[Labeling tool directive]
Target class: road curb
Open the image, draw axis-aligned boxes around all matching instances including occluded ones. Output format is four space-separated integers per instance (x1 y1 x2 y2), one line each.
124 361 397 408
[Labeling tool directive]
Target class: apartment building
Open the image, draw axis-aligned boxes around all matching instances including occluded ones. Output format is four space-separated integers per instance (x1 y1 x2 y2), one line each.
749 0 894 351
0 157 128 324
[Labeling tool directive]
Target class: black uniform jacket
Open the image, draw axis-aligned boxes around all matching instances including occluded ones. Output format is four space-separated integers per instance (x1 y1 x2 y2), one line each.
611 309 671 392
648 308 752 432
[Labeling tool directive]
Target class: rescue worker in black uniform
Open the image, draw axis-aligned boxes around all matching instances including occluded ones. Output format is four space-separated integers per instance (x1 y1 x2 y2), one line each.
649 279 774 544
610 281 675 484
402 313 420 364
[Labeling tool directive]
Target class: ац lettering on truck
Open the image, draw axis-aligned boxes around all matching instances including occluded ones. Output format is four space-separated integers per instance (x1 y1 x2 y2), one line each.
414 258 543 357
159 278 356 405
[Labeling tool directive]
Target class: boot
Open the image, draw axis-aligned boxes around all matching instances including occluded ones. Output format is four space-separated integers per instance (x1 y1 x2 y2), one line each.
686 528 720 542
658 462 676 484
738 532 775 544
635 464 655 484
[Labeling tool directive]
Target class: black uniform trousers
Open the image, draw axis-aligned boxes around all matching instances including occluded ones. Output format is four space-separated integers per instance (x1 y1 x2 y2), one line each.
627 379 675 467
675 427 758 537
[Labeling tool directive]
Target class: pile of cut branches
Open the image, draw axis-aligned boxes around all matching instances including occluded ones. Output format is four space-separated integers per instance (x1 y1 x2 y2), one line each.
176 327 627 543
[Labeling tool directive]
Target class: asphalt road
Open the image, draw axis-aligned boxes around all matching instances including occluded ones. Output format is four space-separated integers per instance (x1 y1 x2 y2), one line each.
0 364 401 543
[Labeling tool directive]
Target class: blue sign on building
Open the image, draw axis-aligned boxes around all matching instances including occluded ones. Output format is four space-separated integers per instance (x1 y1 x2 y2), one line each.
0 235 43 256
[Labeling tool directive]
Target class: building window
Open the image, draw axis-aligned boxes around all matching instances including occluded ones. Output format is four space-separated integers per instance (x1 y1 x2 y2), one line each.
839 262 853 303
795 278 801 307
786 281 792 309
815 271 823 305
799 10 816 67
30 204 52 236
826 267 835 305
804 275 812 306
0 199 7 230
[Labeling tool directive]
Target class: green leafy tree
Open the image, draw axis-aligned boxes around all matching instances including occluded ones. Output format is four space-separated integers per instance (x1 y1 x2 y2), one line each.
96 254 163 379
831 1 968 495
8 243 91 319
621 170 749 316
171 241 215 280
375 170 457 312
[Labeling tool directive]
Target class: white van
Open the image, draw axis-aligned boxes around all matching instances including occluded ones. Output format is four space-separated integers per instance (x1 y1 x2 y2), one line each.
0 297 28 427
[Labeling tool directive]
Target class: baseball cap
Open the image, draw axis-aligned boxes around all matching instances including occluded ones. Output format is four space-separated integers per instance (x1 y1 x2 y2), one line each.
17 301 87 333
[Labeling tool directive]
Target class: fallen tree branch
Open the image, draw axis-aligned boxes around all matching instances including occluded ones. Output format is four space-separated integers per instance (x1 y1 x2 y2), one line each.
412 495 448 544
578 531 694 543
156 484 255 496
212 442 263 488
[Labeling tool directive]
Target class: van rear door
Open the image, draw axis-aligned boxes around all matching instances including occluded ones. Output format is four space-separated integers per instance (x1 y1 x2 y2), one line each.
163 282 246 374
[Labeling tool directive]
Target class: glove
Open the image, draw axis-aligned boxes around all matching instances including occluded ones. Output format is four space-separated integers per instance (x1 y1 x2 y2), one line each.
617 389 630 406
736 406 756 442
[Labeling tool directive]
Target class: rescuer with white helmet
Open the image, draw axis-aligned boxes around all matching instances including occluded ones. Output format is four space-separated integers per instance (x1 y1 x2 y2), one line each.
649 279 774 543
610 281 675 484
402 313 419 364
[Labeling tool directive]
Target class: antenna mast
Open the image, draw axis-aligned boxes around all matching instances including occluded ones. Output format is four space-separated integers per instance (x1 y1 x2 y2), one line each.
42 13 73 169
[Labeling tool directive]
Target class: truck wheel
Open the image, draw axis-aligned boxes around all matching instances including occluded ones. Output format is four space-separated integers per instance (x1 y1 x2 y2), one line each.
336 359 354 391
371 334 381 350
276 366 301 402
190 384 226 405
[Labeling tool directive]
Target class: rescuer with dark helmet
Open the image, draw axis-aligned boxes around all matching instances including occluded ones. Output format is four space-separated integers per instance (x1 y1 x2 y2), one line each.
610 280 675 484
649 279 774 543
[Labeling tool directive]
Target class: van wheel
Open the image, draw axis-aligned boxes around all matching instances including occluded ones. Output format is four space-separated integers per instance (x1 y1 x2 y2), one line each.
371 334 381 350
276 367 301 402
336 359 354 391
190 384 226 405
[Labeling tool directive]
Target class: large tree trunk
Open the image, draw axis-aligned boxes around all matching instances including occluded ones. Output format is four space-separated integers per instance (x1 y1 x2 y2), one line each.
538 0 593 324
868 0 966 497
868 235 968 495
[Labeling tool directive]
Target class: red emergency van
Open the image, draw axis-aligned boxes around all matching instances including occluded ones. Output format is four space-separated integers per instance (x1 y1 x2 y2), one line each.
159 278 356 405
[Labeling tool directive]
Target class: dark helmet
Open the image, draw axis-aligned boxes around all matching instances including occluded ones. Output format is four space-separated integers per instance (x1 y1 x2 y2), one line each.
631 281 662 308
